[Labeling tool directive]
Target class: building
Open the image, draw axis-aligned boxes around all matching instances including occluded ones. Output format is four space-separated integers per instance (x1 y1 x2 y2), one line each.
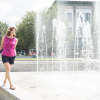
56 0 94 36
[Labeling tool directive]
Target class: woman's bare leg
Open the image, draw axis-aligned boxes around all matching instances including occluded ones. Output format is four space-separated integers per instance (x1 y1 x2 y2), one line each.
3 63 13 86
3 64 12 85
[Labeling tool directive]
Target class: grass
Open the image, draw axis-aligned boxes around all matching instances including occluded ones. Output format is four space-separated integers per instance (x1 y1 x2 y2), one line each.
0 57 82 61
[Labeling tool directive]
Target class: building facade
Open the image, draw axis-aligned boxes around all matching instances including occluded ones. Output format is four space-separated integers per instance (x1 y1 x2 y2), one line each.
56 0 94 36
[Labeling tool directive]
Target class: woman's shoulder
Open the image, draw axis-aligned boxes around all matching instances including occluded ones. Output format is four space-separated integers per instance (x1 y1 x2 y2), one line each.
15 38 18 42
3 36 6 38
2 36 6 39
1 36 6 42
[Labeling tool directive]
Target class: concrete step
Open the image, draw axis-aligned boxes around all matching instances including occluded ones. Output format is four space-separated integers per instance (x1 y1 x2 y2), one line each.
0 85 44 100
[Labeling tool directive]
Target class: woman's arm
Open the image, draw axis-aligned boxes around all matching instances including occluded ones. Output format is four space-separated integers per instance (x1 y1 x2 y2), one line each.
0 36 4 51
15 38 18 48
14 38 18 54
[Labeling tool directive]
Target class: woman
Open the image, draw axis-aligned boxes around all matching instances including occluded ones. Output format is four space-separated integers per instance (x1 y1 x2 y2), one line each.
0 27 18 90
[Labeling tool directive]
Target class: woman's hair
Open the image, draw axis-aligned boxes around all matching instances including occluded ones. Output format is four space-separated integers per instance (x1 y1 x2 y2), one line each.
6 27 16 37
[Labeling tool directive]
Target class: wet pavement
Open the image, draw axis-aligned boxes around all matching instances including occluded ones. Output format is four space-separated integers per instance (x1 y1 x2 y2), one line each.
0 70 100 100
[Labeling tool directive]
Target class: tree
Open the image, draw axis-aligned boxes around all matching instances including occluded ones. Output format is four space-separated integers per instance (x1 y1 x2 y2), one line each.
0 21 8 44
16 11 36 52
39 1 57 50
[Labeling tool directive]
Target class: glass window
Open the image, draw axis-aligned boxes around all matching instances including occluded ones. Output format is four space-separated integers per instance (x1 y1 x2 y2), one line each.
85 13 90 22
77 13 79 18
77 13 83 22
67 13 72 22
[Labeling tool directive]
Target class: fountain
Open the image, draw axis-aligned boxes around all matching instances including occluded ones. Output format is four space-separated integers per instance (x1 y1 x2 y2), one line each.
74 12 93 71
36 1 100 72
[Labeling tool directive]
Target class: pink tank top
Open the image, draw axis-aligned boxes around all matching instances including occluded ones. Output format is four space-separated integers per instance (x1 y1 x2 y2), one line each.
2 36 16 57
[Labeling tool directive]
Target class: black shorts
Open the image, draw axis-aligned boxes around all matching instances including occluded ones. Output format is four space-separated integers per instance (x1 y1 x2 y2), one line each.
2 55 16 64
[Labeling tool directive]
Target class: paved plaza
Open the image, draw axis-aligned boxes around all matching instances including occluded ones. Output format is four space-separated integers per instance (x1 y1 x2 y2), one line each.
0 70 100 100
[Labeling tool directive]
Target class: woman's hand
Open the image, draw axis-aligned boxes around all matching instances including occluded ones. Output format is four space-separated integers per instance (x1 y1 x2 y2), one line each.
0 46 1 51
0 46 3 51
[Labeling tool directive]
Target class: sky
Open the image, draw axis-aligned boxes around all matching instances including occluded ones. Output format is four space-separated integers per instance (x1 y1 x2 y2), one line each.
0 0 55 27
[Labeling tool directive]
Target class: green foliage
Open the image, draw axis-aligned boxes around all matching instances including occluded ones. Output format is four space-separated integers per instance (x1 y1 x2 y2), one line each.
0 21 8 44
41 2 57 48
16 11 36 51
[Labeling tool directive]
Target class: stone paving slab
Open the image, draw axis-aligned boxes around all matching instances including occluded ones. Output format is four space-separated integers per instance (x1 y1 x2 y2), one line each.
0 71 100 100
